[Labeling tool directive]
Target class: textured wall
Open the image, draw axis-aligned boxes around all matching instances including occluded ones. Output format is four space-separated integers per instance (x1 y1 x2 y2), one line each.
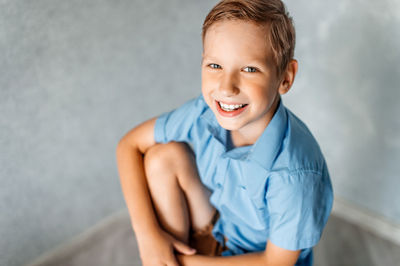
284 0 400 222
1 0 399 265
0 1 214 265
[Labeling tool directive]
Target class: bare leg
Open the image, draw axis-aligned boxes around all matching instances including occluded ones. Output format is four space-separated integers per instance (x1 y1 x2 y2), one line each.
143 142 216 244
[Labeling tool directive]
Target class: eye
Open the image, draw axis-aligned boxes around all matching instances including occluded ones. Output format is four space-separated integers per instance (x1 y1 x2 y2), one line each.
208 63 222 69
243 66 258 73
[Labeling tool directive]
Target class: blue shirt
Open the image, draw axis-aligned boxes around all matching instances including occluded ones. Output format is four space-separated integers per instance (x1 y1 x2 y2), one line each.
154 94 334 266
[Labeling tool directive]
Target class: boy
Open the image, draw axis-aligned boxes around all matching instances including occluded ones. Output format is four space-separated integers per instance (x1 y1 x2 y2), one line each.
116 0 333 265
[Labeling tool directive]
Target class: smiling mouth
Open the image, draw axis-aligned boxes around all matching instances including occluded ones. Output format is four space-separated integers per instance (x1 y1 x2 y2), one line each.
218 101 248 112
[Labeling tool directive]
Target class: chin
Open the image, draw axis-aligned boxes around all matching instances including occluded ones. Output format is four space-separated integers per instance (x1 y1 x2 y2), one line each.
215 118 243 131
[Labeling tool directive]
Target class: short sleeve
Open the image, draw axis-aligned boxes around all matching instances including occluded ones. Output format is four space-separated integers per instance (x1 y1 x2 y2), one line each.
154 94 206 144
266 170 333 250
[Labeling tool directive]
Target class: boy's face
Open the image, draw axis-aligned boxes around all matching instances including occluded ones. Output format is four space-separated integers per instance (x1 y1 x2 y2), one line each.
201 20 290 140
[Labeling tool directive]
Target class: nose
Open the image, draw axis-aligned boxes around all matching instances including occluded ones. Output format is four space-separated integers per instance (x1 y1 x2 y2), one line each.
218 72 240 96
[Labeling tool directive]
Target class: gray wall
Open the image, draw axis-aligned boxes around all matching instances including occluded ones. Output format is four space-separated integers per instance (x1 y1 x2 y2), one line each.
0 0 399 265
284 0 400 222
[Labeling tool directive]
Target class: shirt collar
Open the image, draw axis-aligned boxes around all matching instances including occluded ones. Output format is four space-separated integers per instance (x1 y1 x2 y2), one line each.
200 97 288 170
248 99 288 170
199 107 228 145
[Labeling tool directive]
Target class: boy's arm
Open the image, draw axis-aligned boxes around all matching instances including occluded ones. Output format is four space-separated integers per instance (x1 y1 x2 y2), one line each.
116 117 197 265
178 240 301 266
116 117 160 239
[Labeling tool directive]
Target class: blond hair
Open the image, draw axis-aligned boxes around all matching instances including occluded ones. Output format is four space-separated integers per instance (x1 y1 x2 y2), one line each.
202 0 296 78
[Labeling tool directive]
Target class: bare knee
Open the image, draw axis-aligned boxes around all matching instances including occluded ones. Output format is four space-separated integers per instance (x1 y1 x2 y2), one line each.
144 142 195 182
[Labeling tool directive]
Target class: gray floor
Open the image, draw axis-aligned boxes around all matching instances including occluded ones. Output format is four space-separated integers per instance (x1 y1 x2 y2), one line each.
28 213 400 266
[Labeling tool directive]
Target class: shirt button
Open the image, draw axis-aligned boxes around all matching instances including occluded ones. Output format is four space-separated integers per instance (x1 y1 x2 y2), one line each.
216 183 222 188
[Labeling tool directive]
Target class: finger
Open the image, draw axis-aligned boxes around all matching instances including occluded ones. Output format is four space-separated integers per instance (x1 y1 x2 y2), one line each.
172 240 196 255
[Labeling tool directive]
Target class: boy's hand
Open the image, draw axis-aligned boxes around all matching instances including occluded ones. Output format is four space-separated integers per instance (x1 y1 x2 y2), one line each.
138 228 196 266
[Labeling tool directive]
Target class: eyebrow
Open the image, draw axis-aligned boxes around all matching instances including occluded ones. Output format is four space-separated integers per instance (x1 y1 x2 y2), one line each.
202 55 268 67
201 55 217 62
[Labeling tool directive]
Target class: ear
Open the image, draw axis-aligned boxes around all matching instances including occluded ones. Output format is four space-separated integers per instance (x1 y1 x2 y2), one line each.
278 59 298 95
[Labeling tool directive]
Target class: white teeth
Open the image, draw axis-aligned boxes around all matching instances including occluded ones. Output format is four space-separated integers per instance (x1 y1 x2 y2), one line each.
218 102 246 111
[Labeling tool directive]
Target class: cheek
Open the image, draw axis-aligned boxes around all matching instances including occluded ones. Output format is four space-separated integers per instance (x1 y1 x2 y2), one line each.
201 72 216 93
202 71 216 83
244 82 268 99
201 79 210 96
201 75 212 104
246 84 276 107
